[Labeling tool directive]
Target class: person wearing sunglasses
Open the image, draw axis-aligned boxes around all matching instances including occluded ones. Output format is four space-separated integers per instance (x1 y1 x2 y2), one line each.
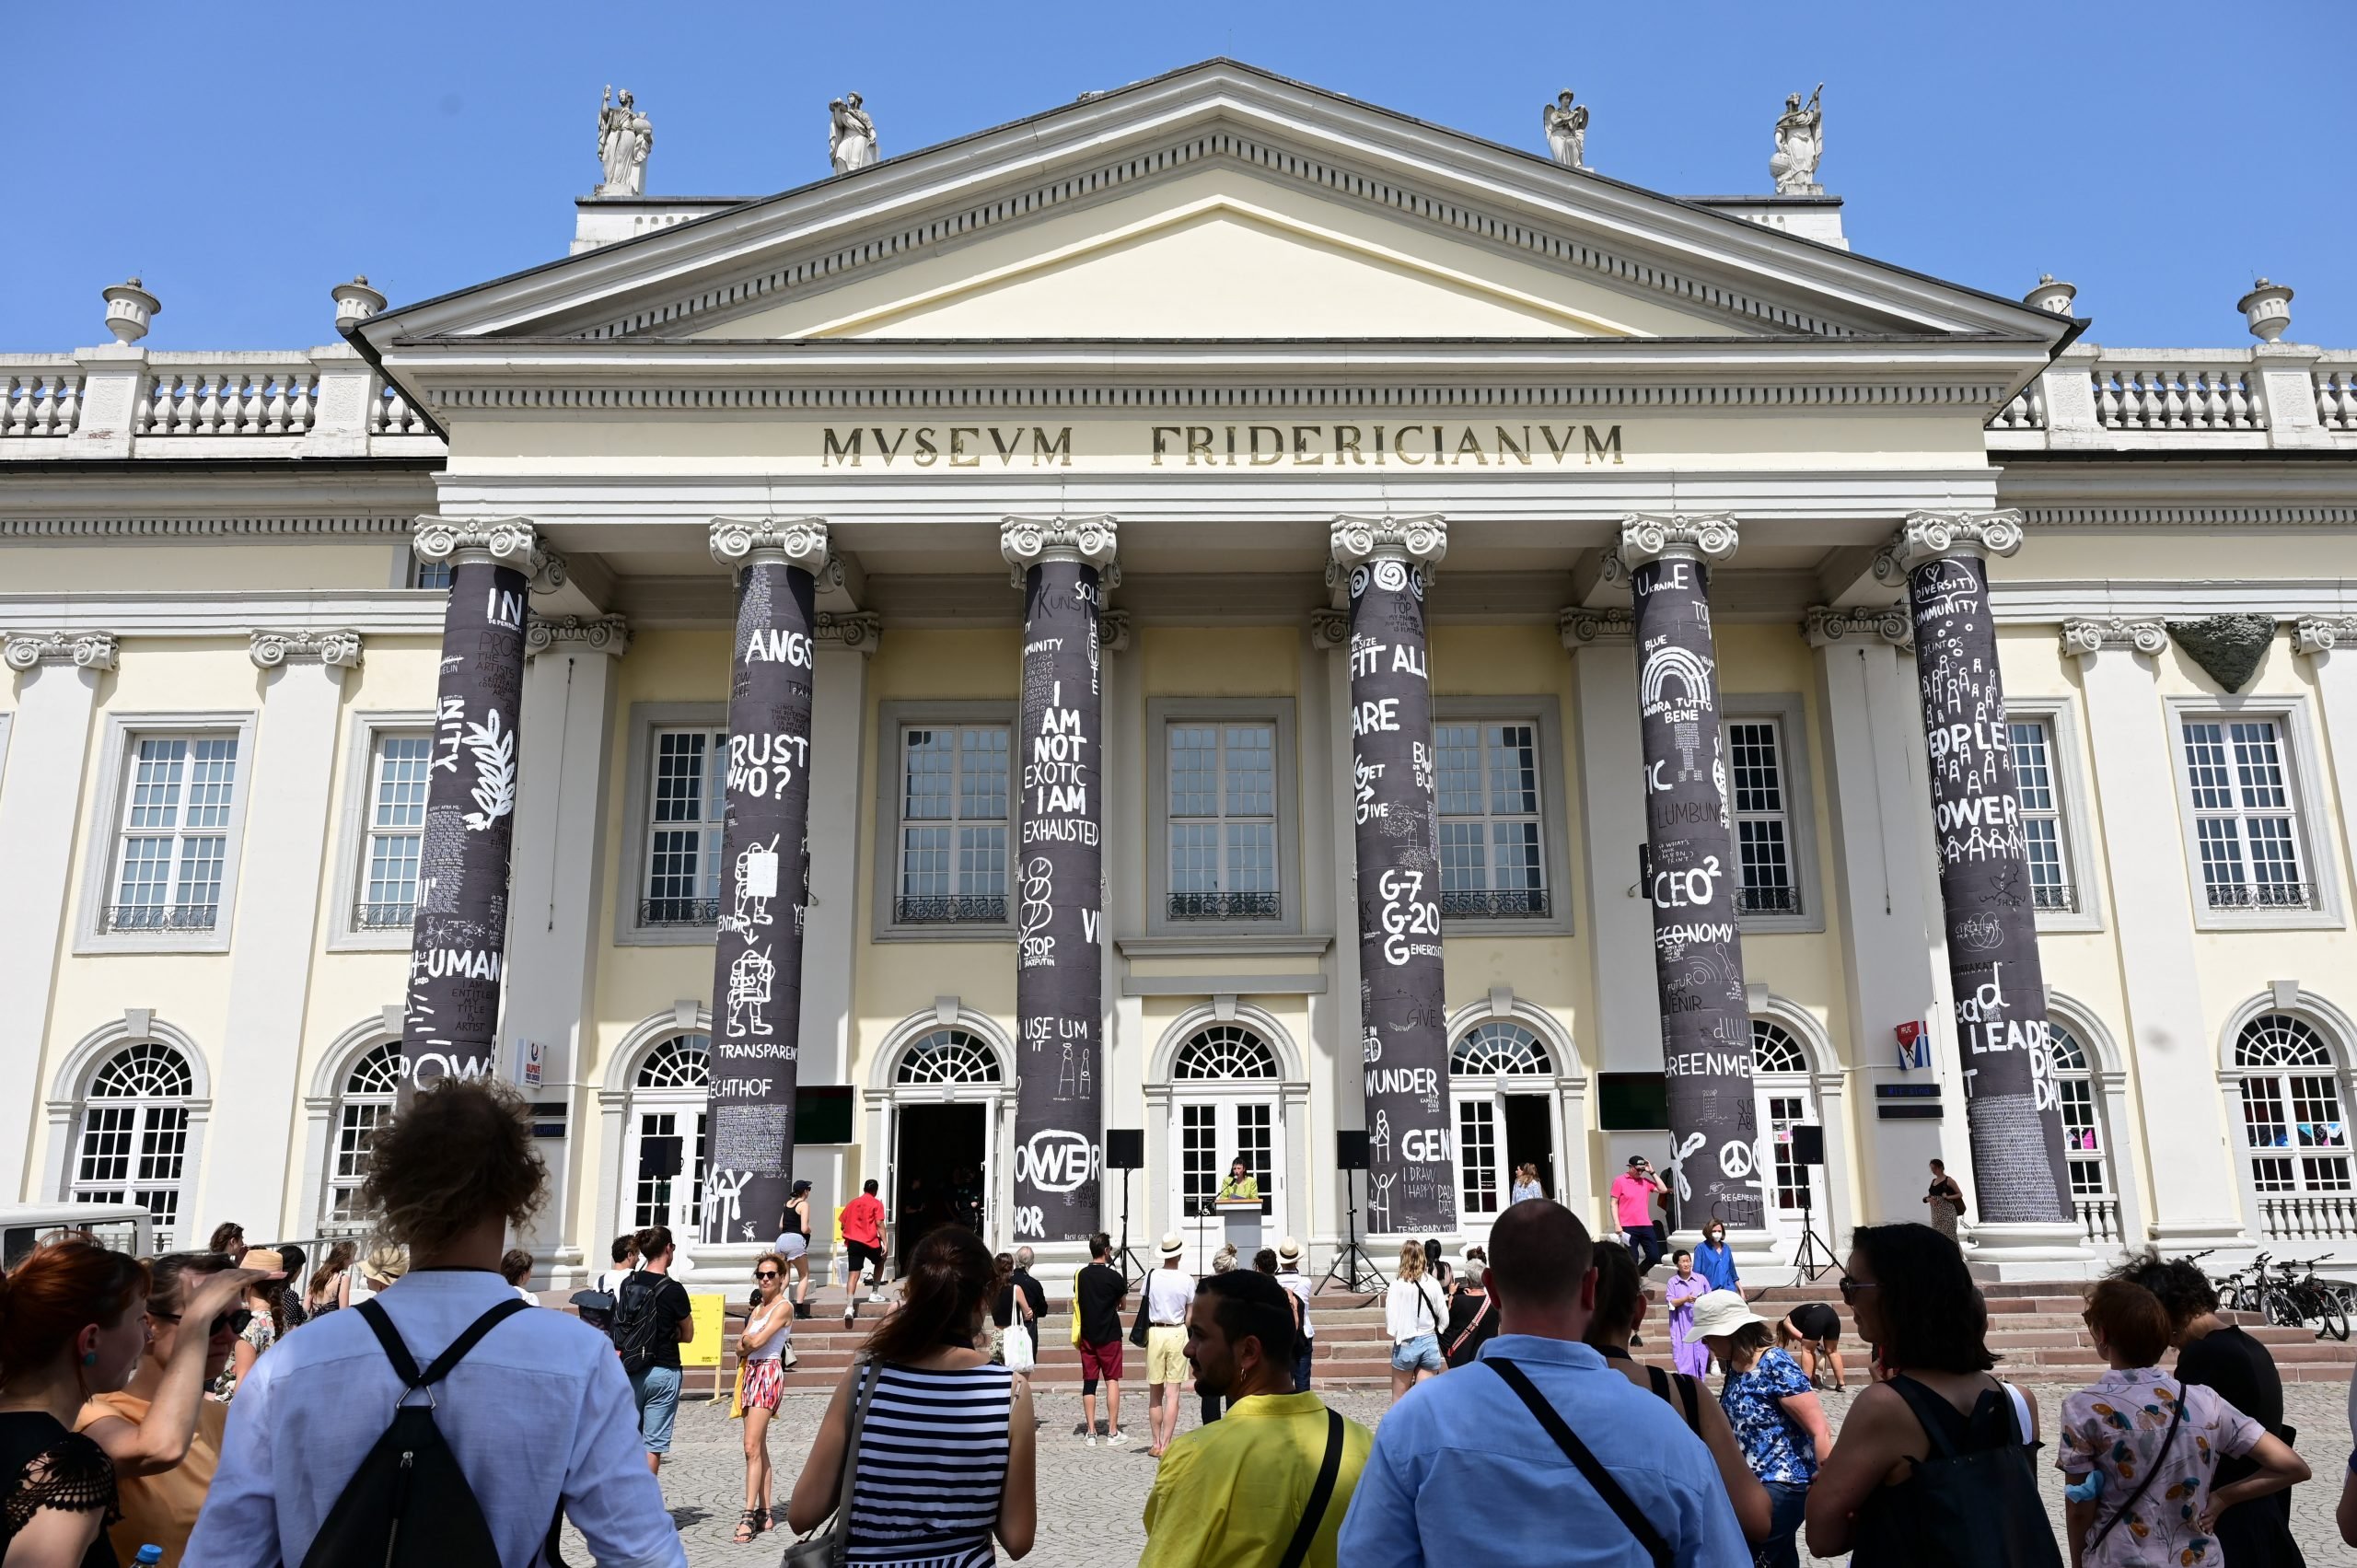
735 1252 795 1543
77 1250 277 1565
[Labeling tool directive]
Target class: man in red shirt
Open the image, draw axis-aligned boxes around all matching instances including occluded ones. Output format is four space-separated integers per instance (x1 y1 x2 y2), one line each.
838 1179 887 1325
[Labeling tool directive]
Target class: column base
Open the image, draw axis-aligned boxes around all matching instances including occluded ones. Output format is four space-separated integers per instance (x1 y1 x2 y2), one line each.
1963 1221 2098 1282
2144 1219 2254 1256
675 1239 768 1287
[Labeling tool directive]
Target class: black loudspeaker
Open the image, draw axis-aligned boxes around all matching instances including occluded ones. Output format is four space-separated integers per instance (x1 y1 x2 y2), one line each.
638 1135 683 1179
1789 1124 1825 1166
1336 1130 1370 1171
1105 1128 1145 1170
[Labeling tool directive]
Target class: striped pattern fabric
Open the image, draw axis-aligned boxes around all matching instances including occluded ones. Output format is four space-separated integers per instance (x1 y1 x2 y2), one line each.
845 1361 1014 1568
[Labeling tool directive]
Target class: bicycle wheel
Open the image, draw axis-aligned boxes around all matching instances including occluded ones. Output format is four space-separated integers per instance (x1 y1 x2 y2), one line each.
2266 1288 2305 1329
2323 1292 2351 1342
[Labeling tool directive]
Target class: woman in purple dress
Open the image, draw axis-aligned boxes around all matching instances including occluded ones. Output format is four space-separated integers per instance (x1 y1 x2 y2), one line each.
1666 1249 1712 1377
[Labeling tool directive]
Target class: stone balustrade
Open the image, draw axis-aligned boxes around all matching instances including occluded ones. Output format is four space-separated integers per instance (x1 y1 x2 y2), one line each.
1987 342 2357 452
2 365 81 437
139 361 321 436
0 345 442 459
2088 358 2265 432
2316 369 2357 434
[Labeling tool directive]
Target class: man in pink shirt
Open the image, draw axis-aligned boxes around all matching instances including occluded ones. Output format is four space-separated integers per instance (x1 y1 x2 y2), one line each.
838 1179 887 1325
1608 1156 1667 1272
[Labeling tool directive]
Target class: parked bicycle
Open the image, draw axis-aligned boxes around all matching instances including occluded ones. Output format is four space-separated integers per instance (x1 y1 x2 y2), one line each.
2267 1253 2351 1341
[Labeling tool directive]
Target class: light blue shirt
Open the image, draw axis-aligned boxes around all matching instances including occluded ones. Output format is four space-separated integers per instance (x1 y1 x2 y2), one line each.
1338 1334 1748 1568
1693 1241 1739 1294
187 1269 686 1568
1510 1180 1546 1204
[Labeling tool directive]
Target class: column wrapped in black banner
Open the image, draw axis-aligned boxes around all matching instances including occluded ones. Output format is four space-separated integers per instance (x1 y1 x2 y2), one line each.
1333 515 1457 1237
403 518 539 1098
1003 516 1115 1246
1622 515 1763 1237
702 517 828 1248
1886 511 2073 1225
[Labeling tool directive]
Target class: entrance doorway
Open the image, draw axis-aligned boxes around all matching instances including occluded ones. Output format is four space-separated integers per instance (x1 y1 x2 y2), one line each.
1503 1095 1555 1198
1750 1019 1820 1259
892 1102 987 1272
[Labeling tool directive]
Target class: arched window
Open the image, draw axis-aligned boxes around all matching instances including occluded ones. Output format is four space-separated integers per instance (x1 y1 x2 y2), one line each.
72 1040 195 1249
894 1029 1004 1085
2046 1028 2113 1201
1173 1025 1278 1080
627 1034 710 1234
1450 1021 1553 1076
1749 1020 1813 1225
325 1042 403 1233
1750 1020 1808 1074
2234 1013 2351 1230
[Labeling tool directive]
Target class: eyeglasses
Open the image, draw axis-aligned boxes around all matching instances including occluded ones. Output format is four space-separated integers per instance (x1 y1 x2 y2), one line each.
152 1307 254 1337
1837 1276 1878 1302
754 1271 781 1281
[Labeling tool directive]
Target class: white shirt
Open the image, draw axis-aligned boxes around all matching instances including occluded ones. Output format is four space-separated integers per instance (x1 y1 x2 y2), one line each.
742 1299 791 1364
187 1269 685 1568
1385 1274 1446 1342
594 1267 633 1295
1144 1264 1194 1325
1275 1267 1315 1340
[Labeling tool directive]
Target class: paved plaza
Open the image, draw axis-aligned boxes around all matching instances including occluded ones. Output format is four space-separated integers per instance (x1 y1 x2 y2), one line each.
570 1379 2357 1566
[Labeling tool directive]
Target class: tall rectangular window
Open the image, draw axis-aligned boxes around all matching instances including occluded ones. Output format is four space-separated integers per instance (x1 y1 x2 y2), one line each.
642 727 726 924
2008 719 2074 912
356 733 430 928
2182 718 2313 910
1727 719 1797 915
106 735 238 932
897 726 1009 923
1434 721 1547 918
1167 723 1277 919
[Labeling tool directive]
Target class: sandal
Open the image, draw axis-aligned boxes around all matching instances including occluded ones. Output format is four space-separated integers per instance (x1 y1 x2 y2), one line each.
734 1509 761 1544
756 1506 772 1534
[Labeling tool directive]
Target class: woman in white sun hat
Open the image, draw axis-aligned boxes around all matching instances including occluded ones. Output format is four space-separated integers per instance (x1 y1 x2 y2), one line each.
1688 1287 1830 1568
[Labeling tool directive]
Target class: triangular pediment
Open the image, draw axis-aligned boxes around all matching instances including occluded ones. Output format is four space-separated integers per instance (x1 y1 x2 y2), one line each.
363 60 2070 355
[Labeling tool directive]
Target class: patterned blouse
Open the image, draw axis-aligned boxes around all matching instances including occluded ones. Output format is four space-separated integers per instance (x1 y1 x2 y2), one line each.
1719 1347 1818 1485
2057 1367 2262 1567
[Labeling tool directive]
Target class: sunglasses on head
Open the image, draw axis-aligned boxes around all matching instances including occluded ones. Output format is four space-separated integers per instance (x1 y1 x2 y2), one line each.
153 1307 254 1337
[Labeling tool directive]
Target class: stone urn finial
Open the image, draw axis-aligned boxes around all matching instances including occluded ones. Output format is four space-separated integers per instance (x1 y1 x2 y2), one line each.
2238 277 2293 343
102 277 159 344
333 274 389 331
2023 273 2077 316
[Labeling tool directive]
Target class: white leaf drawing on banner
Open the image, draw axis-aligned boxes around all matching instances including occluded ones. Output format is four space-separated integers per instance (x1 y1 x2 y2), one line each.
460 710 517 830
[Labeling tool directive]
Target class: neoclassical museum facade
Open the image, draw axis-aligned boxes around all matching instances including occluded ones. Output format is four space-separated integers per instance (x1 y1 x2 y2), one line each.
6 61 2356 1284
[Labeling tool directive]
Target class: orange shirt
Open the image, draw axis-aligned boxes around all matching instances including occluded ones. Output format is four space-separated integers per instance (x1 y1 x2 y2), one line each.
76 1390 227 1565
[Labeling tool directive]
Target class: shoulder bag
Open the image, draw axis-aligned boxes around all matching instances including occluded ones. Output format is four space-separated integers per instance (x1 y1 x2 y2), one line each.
1272 1409 1348 1568
1489 1359 1672 1568
783 1358 881 1568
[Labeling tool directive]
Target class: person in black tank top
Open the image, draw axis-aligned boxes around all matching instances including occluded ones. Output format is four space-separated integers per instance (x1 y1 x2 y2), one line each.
773 1179 815 1317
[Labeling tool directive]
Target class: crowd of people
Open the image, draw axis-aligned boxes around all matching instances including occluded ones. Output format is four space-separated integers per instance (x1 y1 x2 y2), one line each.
3 1092 2354 1566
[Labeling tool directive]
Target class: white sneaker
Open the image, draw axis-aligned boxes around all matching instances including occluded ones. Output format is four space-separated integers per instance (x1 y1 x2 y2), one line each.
867 1290 884 1302
1105 1429 1127 1446
1085 1434 1098 1446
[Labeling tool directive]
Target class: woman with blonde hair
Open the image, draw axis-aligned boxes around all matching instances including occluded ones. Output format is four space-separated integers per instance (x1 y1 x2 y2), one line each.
1384 1241 1447 1401
1510 1162 1545 1204
734 1251 795 1542
337 1241 406 1310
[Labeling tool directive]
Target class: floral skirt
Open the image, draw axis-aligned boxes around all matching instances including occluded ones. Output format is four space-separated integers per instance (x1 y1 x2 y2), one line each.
742 1356 785 1412
1927 1197 1959 1240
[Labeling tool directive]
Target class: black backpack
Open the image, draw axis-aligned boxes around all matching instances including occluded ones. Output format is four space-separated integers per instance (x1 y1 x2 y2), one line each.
608 1270 669 1376
1849 1376 2064 1568
303 1298 562 1568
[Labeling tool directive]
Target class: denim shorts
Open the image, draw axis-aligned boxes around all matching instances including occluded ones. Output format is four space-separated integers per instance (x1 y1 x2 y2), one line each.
1390 1333 1444 1374
630 1364 682 1454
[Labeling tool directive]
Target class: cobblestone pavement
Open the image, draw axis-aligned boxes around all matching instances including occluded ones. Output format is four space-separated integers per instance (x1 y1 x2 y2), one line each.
580 1380 2357 1566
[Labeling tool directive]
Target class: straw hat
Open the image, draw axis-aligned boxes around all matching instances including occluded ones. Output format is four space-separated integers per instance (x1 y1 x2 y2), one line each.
1682 1288 1768 1344
360 1243 409 1288
1157 1232 1186 1259
240 1248 285 1274
1276 1236 1303 1264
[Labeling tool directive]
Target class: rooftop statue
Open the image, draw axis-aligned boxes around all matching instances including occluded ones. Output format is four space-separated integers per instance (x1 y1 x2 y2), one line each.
1542 89 1588 169
829 92 878 174
595 87 653 197
1770 84 1824 193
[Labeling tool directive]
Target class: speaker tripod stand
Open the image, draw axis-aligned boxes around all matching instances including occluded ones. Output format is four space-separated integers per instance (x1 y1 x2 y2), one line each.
1788 1172 1835 1284
1319 1167 1388 1295
1110 1163 1152 1290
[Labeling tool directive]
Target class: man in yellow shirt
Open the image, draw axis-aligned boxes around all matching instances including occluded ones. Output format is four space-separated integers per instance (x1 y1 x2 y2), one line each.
1140 1269 1371 1568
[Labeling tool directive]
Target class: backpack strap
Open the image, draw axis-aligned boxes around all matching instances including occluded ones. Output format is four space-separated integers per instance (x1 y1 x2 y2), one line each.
2085 1388 2186 1557
1885 1374 1965 1462
1672 1372 1701 1433
356 1297 531 1394
1273 1409 1346 1568
1490 1360 1672 1568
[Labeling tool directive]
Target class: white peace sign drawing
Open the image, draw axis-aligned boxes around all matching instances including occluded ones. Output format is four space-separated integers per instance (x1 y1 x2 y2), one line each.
1718 1138 1755 1179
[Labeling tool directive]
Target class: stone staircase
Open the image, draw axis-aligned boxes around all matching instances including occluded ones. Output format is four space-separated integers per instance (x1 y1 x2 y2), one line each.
676 1278 2357 1396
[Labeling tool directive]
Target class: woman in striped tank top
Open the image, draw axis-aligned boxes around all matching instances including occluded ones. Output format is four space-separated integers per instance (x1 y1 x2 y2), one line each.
788 1225 1037 1566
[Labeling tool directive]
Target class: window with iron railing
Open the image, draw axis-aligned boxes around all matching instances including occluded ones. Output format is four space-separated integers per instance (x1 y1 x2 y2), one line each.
896 725 1009 924
356 732 429 929
106 735 238 934
2183 718 2316 912
2009 718 2077 913
641 727 726 926
1435 721 1547 919
1167 722 1277 921
1728 719 1798 918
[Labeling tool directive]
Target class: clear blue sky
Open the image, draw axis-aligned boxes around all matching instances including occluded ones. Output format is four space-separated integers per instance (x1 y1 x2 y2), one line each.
6 2 2351 351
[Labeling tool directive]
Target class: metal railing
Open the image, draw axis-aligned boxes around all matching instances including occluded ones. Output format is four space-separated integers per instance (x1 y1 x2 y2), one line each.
99 903 217 933
1168 890 1281 920
638 897 721 926
2073 1197 2124 1245
2205 881 2317 912
1736 885 1799 915
352 900 414 930
1439 888 1551 919
2032 884 2078 912
893 895 1008 924
2258 1195 2357 1240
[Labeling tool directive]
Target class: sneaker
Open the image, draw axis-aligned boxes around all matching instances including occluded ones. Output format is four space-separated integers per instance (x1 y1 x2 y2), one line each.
1105 1429 1127 1446
867 1290 885 1303
1085 1434 1098 1446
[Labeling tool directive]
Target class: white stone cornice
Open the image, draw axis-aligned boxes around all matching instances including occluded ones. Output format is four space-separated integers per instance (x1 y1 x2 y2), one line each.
2061 617 2170 660
250 629 364 669
1308 609 1352 651
999 515 1119 581
1097 610 1131 655
1329 514 1447 571
814 610 882 654
412 516 564 593
1801 605 1912 651
524 614 632 660
1558 607 1633 650
4 631 119 672
1874 509 2026 584
2295 616 2357 657
709 517 830 575
1617 513 1737 570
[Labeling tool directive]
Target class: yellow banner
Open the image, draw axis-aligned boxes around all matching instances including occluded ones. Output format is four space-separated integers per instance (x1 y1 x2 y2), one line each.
680 1293 726 1368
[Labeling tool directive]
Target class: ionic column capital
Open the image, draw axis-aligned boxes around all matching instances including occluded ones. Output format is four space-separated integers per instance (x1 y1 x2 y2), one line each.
1097 610 1132 654
1874 509 2026 584
524 614 632 660
250 629 365 670
1309 609 1353 651
1557 607 1633 651
1329 514 1447 571
814 610 883 655
413 516 563 592
2295 616 2357 658
1617 513 1737 570
2061 617 2170 661
4 631 120 672
1801 605 1912 651
710 516 830 575
1000 515 1118 578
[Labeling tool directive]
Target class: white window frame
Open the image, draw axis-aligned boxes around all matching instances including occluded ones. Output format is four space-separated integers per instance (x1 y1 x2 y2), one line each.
2001 696 2105 935
67 1040 199 1251
1722 693 1823 935
871 701 1019 942
320 1038 403 1235
614 703 727 947
890 716 1014 929
2226 1006 2357 1238
328 712 435 951
76 711 258 955
1146 698 1299 935
2164 696 2343 931
1431 697 1573 935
